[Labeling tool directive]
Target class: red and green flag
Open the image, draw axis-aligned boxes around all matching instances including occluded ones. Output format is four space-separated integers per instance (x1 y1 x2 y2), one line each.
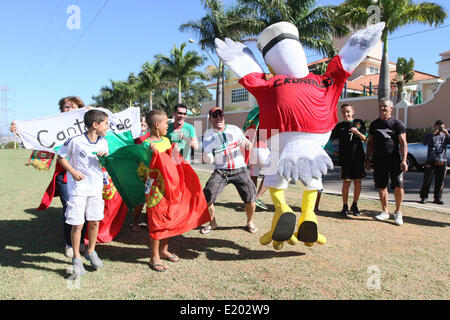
99 144 210 240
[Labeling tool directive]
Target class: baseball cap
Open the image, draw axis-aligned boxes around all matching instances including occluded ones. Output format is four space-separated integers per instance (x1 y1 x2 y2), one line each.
209 107 224 116
435 120 444 126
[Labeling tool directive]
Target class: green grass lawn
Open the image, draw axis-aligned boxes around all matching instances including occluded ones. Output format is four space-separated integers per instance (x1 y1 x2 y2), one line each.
0 149 449 300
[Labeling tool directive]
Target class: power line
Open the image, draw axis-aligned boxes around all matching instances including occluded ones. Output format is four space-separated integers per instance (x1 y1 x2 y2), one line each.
388 24 450 41
23 0 64 81
29 0 80 86
41 0 110 89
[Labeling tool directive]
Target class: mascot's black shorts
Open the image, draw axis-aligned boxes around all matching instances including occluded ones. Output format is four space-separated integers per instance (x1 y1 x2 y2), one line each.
204 167 256 204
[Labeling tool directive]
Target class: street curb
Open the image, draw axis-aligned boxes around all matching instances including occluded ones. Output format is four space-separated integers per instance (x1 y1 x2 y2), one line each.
191 164 450 214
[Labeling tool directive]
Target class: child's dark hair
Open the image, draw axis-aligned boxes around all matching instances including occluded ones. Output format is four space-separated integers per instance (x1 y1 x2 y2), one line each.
84 109 108 129
145 110 167 128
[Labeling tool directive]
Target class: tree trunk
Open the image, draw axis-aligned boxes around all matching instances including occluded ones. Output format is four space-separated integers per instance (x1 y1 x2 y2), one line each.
378 34 390 102
149 91 153 111
221 63 225 110
216 60 223 109
178 80 182 104
396 82 403 104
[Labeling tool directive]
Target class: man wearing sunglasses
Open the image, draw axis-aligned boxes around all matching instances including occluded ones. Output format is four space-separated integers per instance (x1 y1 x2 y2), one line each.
200 107 257 234
167 103 198 163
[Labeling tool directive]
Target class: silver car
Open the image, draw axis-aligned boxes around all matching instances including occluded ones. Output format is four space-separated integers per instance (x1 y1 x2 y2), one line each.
326 140 449 171
406 142 450 170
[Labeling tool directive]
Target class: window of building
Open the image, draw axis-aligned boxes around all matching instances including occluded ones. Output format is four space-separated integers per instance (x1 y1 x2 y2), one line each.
369 66 379 74
231 88 249 103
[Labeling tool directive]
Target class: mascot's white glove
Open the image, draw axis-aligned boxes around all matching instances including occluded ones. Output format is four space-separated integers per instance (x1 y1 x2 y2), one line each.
215 38 264 78
278 139 333 187
339 22 385 73
249 146 271 167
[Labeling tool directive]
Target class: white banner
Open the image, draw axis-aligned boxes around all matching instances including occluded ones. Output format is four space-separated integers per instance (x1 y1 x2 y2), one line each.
15 107 142 152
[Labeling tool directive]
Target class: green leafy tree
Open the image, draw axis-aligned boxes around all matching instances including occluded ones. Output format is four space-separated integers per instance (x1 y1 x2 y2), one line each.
179 0 246 108
394 57 415 103
236 0 350 57
337 0 447 101
138 60 163 111
157 43 207 104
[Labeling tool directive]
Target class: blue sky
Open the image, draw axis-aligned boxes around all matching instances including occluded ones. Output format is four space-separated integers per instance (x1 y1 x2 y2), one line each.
0 0 449 135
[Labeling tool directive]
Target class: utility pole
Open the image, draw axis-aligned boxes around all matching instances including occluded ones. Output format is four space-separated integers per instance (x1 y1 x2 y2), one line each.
0 85 14 148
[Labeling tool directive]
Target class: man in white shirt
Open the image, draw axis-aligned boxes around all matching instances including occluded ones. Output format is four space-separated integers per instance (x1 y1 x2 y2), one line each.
200 107 257 234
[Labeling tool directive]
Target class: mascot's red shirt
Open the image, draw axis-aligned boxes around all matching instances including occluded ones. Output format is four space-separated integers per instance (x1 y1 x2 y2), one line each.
239 55 351 139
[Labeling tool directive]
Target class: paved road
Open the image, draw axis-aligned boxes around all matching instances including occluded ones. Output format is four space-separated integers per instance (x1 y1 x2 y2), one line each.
322 167 450 214
191 161 450 214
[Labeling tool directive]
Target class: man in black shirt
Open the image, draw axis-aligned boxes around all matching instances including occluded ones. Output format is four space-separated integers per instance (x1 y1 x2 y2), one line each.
419 120 450 204
365 98 408 226
331 104 367 217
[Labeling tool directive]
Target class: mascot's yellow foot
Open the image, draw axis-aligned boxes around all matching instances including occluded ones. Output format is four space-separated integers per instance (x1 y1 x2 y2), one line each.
259 232 273 246
298 232 326 247
272 211 296 242
286 234 298 246
317 233 327 245
273 241 284 250
297 190 327 246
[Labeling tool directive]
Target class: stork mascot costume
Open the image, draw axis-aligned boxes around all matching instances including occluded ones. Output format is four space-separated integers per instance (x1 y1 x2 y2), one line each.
215 21 385 250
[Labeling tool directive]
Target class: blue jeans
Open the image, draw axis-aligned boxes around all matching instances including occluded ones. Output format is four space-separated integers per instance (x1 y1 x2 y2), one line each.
55 173 87 247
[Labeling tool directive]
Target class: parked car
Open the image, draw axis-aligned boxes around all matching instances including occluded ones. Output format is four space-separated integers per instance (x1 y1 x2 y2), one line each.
325 139 450 171
406 142 450 170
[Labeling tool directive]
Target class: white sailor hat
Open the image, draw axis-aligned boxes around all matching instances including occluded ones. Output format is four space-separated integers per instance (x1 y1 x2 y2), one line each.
257 21 299 58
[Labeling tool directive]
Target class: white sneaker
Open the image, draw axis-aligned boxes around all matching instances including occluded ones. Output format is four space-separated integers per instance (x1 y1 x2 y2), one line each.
394 212 403 226
65 245 74 258
375 211 390 221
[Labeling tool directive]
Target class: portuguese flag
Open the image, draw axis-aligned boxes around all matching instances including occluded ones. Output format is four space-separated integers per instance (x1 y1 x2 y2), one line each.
100 144 210 240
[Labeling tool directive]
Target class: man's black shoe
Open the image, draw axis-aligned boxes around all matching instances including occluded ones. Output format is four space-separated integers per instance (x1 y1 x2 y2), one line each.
350 203 361 216
434 199 444 205
418 198 427 204
339 205 349 218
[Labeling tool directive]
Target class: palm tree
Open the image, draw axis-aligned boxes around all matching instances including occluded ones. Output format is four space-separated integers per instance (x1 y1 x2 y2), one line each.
336 0 447 101
157 43 207 104
155 90 179 114
138 60 162 111
236 0 350 57
179 0 246 108
394 57 415 103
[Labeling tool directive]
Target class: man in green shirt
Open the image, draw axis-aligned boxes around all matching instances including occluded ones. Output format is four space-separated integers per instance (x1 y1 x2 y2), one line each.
167 103 198 162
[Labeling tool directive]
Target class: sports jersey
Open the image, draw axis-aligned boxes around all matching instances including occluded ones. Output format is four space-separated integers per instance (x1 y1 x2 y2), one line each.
239 55 351 139
141 136 172 153
203 124 247 170
167 122 196 160
330 119 366 165
57 133 109 196
369 117 406 159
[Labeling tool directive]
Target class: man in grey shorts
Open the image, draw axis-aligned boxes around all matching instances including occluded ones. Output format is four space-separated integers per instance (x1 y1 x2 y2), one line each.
200 107 257 234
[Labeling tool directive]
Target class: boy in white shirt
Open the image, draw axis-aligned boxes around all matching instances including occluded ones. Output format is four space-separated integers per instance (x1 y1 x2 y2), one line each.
57 109 110 277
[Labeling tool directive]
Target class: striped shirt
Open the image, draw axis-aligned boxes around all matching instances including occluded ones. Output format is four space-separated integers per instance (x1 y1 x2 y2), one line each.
203 125 248 170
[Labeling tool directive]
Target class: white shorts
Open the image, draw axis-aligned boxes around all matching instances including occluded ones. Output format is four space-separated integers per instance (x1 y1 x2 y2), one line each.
65 195 104 226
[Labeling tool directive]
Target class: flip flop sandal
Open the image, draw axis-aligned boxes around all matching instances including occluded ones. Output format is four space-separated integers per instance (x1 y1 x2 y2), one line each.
200 225 216 234
149 263 167 272
245 225 258 234
297 221 318 243
272 212 296 242
162 254 180 263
